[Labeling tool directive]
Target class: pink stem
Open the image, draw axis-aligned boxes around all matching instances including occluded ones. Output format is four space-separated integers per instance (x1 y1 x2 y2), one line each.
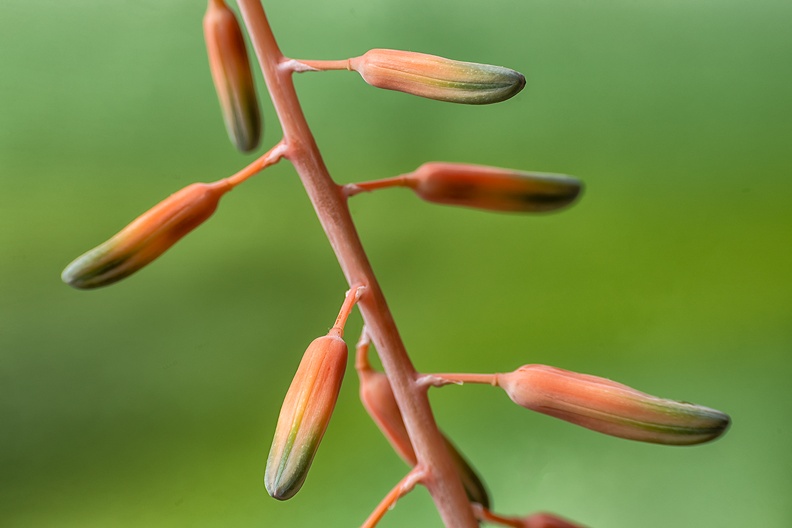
354 326 372 373
222 140 287 188
235 2 477 526
424 372 500 387
292 58 353 71
343 174 411 197
331 284 366 335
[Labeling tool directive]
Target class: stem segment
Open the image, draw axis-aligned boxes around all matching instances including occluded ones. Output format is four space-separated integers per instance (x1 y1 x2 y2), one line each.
222 140 287 188
332 284 366 336
420 372 499 388
362 467 424 528
235 2 477 526
292 58 352 71
343 174 410 197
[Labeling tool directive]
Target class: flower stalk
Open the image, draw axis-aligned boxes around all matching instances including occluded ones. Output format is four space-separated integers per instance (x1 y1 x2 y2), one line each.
60 0 730 524
361 467 425 528
235 1 479 525
356 331 491 508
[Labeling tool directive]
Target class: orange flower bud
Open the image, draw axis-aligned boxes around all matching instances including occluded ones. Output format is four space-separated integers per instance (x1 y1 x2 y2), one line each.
406 162 582 213
204 0 262 152
61 181 231 289
498 365 730 445
359 368 416 465
359 368 490 507
348 49 525 105
265 333 348 500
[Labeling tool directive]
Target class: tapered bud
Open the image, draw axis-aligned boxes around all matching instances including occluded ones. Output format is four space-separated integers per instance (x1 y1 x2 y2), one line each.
359 368 416 465
61 181 231 289
405 162 582 213
348 49 525 104
204 0 262 152
498 365 730 445
359 368 490 507
265 333 348 500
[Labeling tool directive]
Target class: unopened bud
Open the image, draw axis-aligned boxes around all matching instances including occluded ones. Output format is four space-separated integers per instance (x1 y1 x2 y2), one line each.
359 368 490 507
61 181 231 289
406 162 582 213
359 368 416 465
265 333 348 500
349 49 525 105
204 0 262 152
498 365 730 445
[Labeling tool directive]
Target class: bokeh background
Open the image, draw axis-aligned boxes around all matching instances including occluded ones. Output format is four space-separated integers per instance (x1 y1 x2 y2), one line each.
1 1 790 526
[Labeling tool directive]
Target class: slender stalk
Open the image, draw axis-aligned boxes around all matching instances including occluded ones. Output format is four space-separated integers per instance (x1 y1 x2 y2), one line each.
343 175 410 197
332 284 366 335
235 1 477 526
362 468 424 528
420 372 499 387
354 326 372 373
292 58 352 71
222 140 287 188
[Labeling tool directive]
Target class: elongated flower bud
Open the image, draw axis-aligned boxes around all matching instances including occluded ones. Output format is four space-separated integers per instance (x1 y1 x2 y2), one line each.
348 49 525 105
204 0 262 152
61 181 231 289
406 162 582 213
359 368 416 465
359 368 490 507
498 365 730 445
265 333 348 500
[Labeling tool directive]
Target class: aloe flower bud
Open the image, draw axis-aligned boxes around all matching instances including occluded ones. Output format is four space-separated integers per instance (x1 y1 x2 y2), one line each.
265 332 348 500
359 368 490 507
407 162 582 213
348 49 525 104
204 0 262 152
498 365 730 445
359 368 416 465
61 181 231 290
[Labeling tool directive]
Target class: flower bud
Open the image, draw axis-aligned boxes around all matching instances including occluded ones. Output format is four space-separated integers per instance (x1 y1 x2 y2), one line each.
359 368 416 465
498 365 730 445
204 0 262 152
265 333 348 500
406 162 582 213
359 368 490 507
348 49 525 105
61 181 231 290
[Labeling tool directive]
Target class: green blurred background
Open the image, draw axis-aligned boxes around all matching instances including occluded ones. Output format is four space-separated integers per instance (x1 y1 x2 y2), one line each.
1 0 790 526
